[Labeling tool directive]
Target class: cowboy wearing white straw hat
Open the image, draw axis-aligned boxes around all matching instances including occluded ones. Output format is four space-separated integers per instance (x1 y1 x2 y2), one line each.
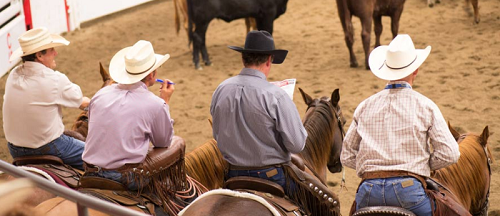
3 27 91 170
82 41 185 214
341 34 460 215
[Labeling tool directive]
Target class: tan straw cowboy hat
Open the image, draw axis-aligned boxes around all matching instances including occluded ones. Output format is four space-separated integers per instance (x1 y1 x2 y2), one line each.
109 40 170 84
9 27 70 62
369 34 431 81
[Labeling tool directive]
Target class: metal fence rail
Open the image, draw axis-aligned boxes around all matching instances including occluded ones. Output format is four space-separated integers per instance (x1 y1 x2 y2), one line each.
0 160 149 216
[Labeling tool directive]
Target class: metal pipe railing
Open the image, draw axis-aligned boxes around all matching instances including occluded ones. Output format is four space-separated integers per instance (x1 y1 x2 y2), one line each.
0 160 149 216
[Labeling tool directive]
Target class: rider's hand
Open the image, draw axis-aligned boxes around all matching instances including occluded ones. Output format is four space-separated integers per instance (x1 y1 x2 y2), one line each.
159 79 174 104
79 96 91 110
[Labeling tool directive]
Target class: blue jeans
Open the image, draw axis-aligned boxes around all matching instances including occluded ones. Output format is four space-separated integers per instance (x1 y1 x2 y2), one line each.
227 167 297 195
356 177 432 216
8 134 85 170
83 170 146 191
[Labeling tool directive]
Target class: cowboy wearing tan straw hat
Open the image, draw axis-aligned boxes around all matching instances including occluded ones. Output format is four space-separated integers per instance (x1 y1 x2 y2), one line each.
341 34 460 215
3 27 91 170
82 41 184 211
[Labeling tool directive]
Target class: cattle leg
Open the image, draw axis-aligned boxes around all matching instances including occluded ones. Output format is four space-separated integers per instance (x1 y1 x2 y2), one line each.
197 24 212 67
470 0 480 24
255 15 275 35
373 15 383 48
428 0 435 8
192 23 209 70
360 17 373 70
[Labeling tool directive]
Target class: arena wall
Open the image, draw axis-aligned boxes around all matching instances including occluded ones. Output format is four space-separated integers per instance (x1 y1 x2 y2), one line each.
0 0 153 77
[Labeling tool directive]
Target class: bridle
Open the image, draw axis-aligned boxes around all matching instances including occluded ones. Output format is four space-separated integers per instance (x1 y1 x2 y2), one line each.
458 134 491 216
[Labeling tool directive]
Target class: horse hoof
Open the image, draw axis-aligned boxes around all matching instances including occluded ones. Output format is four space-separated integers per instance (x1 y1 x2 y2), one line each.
350 63 358 68
436 0 441 3
428 3 434 7
365 65 370 70
205 61 213 66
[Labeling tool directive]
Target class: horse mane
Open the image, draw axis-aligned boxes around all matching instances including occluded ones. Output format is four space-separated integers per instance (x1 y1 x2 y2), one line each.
433 134 492 211
299 100 335 172
185 139 228 189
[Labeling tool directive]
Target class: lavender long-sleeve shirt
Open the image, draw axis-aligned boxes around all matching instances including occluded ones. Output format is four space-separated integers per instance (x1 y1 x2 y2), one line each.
82 82 173 169
210 68 307 167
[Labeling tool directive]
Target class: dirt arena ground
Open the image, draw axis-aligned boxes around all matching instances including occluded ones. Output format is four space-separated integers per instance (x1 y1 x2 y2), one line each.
0 0 499 214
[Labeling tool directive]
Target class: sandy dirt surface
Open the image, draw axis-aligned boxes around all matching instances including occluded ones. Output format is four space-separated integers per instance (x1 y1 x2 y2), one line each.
1 0 499 214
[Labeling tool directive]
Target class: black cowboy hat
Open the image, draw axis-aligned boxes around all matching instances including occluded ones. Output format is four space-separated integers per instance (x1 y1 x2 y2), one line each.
228 30 288 64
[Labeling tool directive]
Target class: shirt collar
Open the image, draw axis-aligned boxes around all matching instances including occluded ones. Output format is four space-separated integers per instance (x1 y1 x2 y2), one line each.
386 81 412 89
117 81 148 90
239 68 267 80
21 61 51 75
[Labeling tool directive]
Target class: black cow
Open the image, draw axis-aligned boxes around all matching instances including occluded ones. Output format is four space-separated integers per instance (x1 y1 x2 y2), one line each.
187 0 289 70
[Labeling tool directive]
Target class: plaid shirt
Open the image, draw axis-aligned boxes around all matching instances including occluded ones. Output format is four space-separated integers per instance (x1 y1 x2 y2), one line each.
341 81 460 177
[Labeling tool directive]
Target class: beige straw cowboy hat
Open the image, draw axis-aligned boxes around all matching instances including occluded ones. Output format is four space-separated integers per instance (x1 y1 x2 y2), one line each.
9 27 70 62
368 34 431 81
109 40 170 84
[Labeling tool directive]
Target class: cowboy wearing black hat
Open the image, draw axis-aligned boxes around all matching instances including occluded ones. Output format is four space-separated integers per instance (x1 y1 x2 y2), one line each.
210 31 339 215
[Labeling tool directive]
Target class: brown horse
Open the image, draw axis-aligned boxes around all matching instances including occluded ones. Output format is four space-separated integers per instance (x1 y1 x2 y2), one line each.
335 0 406 69
432 124 493 215
179 88 345 216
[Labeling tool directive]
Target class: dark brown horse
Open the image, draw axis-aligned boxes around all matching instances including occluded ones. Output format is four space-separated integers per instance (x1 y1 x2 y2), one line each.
180 88 345 216
335 0 406 69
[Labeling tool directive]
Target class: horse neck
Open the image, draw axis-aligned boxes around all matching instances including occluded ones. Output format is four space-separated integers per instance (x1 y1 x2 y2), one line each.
185 140 227 190
298 106 335 176
433 136 490 211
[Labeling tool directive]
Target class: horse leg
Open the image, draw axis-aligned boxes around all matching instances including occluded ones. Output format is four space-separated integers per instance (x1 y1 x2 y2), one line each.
391 4 405 40
373 15 383 48
360 16 373 70
470 0 480 24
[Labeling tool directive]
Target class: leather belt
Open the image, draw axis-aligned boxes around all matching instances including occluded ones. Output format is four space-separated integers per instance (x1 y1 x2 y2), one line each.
83 162 140 173
361 170 427 188
228 163 283 171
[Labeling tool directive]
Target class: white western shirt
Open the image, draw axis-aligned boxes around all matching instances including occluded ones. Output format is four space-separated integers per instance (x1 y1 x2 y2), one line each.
3 61 83 148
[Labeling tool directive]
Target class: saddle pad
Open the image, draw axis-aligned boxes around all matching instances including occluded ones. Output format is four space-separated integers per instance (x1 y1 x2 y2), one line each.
79 188 155 214
30 164 81 188
178 189 282 216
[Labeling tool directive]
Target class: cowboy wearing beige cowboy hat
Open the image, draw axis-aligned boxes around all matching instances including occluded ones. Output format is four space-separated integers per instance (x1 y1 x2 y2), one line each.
341 34 460 215
3 27 91 170
82 40 182 194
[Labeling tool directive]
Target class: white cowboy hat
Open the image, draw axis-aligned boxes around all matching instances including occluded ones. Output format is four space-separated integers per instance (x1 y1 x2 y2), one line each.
109 40 170 84
368 34 431 81
9 27 70 62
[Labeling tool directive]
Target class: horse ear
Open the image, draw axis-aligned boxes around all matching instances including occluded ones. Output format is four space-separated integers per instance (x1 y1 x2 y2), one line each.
99 62 111 83
331 89 340 107
299 87 314 106
480 126 489 146
448 121 460 141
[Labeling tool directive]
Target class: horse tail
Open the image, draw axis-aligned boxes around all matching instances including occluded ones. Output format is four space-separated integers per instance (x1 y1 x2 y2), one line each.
186 0 194 48
173 0 181 34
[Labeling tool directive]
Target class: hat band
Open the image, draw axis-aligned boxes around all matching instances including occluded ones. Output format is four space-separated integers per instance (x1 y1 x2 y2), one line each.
383 55 417 70
126 58 156 75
